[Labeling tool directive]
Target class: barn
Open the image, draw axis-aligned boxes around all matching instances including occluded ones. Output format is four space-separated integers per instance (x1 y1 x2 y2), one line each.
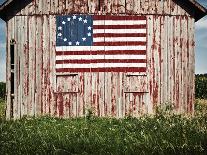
0 0 206 119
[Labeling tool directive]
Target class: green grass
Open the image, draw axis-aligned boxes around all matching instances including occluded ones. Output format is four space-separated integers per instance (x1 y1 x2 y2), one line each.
0 98 5 120
0 100 207 155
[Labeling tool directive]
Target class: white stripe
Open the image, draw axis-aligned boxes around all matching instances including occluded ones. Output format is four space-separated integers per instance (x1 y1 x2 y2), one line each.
93 20 146 25
56 63 146 69
56 55 146 60
93 29 146 34
93 37 146 42
56 46 146 51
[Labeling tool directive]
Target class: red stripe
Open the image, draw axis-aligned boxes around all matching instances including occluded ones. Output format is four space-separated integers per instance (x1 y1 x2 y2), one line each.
93 25 146 29
93 33 146 37
93 15 146 21
56 67 146 72
56 59 146 64
93 42 146 46
56 50 146 55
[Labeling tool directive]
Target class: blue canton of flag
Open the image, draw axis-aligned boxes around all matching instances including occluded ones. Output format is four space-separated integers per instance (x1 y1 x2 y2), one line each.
56 15 93 46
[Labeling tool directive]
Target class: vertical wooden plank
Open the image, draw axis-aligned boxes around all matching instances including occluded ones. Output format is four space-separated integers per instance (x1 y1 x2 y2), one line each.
170 0 178 16
35 0 43 14
71 93 78 117
132 0 140 14
188 17 195 113
15 16 22 118
105 0 112 14
160 16 168 104
139 0 148 14
42 15 50 115
160 16 164 105
77 73 84 117
6 19 12 119
112 0 118 14
186 17 190 113
80 0 89 13
58 0 65 14
124 92 129 116
152 15 161 109
126 0 134 14
156 0 163 14
183 16 188 113
35 16 43 116
63 94 69 118
28 16 36 117
111 73 118 117
168 16 175 107
65 0 74 14
49 15 56 116
45 0 51 14
174 16 181 112
84 73 92 116
148 0 156 14
22 16 29 117
118 73 124 118
25 0 36 15
180 16 185 113
178 16 182 113
91 73 98 115
50 0 56 14
117 0 125 14
20 16 24 117
98 72 105 117
116 73 122 117
166 17 173 106
147 15 153 114
105 72 111 116
163 0 171 15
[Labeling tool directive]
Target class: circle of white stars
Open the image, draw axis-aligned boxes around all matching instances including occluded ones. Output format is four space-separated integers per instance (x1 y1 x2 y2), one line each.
57 15 92 46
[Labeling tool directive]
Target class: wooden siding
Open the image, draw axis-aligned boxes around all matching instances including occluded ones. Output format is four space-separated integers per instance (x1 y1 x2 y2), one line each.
5 0 193 17
5 0 195 119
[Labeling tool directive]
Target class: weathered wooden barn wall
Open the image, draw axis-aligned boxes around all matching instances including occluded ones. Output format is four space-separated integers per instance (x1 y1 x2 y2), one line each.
5 0 195 119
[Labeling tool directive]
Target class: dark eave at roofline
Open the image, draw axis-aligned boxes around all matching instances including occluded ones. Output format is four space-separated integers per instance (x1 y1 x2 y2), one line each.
183 0 207 21
0 0 206 21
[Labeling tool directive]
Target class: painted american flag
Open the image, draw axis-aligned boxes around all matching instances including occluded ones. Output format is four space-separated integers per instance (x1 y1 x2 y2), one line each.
56 15 147 72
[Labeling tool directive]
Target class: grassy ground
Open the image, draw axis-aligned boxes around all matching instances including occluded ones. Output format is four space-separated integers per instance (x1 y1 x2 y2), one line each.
0 98 5 119
0 100 207 155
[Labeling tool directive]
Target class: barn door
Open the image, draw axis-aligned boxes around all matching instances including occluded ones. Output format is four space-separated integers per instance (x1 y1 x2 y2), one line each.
124 74 149 116
56 74 78 117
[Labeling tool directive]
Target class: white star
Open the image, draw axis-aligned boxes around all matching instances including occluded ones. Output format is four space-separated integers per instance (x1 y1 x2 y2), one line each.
62 21 66 25
68 42 72 45
88 26 92 30
58 33 62 37
73 15 77 19
67 18 71 21
82 38 86 41
87 32 91 36
76 41 80 45
83 19 87 23
63 38 67 42
78 17 82 21
58 26 62 30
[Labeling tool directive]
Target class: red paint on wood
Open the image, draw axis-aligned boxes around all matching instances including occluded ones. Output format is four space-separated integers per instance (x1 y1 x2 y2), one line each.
56 50 146 55
93 33 147 37
56 59 146 64
93 15 146 20
93 24 147 29
93 42 146 46
56 68 147 73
